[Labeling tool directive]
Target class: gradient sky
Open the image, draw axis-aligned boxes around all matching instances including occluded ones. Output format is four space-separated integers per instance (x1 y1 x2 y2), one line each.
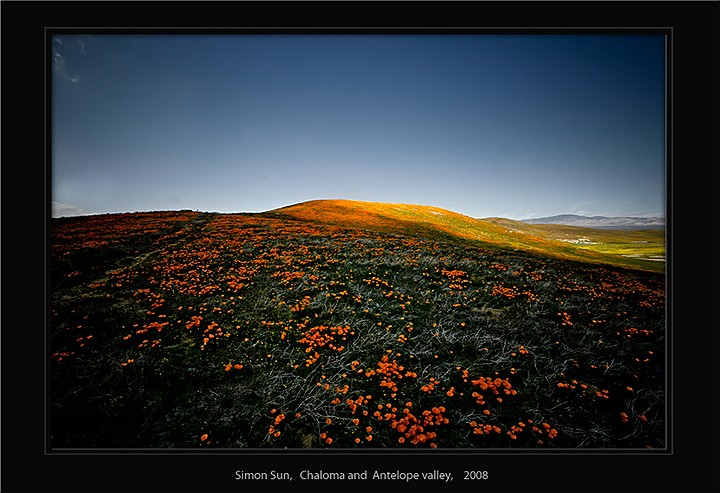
50 33 666 220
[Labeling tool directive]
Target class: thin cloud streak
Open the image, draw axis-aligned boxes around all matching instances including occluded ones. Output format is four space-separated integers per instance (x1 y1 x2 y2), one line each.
52 201 91 218
51 36 80 84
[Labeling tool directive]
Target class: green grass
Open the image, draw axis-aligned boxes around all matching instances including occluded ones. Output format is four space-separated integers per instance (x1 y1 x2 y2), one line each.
573 240 665 259
49 204 666 449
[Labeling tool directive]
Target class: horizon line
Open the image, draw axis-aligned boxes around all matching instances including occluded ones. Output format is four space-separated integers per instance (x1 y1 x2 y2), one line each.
50 199 666 221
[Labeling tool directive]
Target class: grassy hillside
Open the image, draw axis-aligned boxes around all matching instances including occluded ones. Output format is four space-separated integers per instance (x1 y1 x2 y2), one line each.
49 205 665 449
267 200 665 272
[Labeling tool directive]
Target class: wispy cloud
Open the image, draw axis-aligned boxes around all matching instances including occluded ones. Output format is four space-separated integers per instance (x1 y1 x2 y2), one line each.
52 201 90 218
518 206 543 220
569 201 597 216
51 36 80 84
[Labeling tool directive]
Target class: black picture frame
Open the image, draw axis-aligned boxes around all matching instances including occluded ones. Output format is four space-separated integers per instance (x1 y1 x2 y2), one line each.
2 1 718 492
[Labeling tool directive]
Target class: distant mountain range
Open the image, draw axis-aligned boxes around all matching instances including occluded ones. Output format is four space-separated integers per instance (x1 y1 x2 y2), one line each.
520 214 665 230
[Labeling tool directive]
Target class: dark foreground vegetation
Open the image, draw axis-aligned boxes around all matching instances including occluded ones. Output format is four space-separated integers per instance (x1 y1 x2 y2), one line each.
50 208 665 449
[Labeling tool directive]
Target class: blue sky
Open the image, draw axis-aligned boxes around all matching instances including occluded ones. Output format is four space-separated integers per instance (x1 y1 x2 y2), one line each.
51 33 666 220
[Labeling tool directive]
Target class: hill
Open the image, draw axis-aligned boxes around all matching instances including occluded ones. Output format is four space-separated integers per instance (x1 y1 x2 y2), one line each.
520 214 665 230
49 208 665 449
265 200 665 272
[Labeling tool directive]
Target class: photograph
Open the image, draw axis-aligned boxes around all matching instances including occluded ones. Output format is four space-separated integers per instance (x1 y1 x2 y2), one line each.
2 1 718 492
48 31 668 451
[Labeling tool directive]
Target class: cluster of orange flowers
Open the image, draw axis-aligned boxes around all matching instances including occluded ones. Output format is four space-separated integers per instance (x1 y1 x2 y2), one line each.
272 270 306 285
200 321 227 350
617 326 654 338
391 405 446 447
556 379 610 400
328 289 350 301
224 362 243 371
471 376 517 399
492 283 537 302
440 269 471 291
298 325 354 366
123 320 169 349
633 350 655 364
556 270 665 313
420 376 441 394
531 421 558 442
267 409 286 438
133 288 167 316
73 334 93 348
506 422 526 440
608 272 665 308
469 418 558 444
372 402 399 422
371 355 413 397
511 345 529 357
528 271 543 281
196 284 222 296
345 394 372 415
618 411 648 425
288 295 312 313
51 350 75 363
185 315 203 330
51 211 195 258
153 247 225 297
557 311 573 326
319 431 335 445
224 266 255 292
363 276 391 289
144 320 169 333
469 421 502 435
558 279 606 301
